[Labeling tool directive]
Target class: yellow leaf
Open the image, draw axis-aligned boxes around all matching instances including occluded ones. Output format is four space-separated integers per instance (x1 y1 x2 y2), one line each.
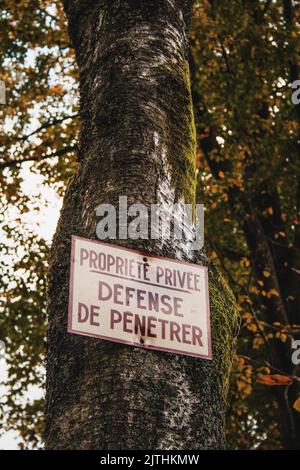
221 193 229 202
243 313 253 320
293 397 300 413
280 333 287 342
218 171 225 179
253 336 264 349
266 288 280 298
247 323 257 333
263 270 270 278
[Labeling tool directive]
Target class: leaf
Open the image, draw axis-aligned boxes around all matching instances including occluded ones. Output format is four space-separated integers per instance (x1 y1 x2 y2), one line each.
266 288 280 298
50 84 63 94
293 397 300 413
257 374 293 386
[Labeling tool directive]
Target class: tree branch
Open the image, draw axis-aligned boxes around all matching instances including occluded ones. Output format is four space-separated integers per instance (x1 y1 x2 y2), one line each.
17 114 78 142
0 145 78 170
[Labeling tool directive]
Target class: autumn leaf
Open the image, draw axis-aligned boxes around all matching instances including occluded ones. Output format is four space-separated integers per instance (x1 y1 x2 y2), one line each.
50 84 63 94
266 288 280 298
293 397 300 413
257 374 293 386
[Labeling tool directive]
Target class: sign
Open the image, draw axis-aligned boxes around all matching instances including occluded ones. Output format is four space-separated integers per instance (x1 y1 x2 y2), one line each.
68 236 212 359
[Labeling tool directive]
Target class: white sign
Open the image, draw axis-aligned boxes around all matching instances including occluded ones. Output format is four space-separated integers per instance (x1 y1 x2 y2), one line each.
68 236 212 359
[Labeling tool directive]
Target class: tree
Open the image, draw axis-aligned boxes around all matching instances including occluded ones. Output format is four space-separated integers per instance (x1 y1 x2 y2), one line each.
44 0 238 450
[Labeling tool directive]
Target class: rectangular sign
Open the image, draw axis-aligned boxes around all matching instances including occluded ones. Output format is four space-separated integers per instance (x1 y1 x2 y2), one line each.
68 236 212 359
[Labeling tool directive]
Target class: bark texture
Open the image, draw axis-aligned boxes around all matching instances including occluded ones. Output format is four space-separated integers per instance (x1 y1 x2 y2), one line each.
45 0 239 449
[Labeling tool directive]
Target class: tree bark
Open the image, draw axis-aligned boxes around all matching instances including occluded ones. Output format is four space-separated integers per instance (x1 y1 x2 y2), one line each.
45 0 239 450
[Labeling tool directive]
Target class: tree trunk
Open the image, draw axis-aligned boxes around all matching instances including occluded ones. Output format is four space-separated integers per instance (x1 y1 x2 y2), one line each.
45 0 239 450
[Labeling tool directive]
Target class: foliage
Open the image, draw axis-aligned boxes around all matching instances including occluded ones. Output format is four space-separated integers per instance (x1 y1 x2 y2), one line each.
191 0 300 449
0 0 78 448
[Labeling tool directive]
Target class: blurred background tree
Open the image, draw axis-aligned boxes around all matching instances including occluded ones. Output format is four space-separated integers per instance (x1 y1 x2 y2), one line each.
0 0 299 449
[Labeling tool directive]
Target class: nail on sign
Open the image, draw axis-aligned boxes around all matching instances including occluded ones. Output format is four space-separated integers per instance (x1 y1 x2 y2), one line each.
68 236 212 359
